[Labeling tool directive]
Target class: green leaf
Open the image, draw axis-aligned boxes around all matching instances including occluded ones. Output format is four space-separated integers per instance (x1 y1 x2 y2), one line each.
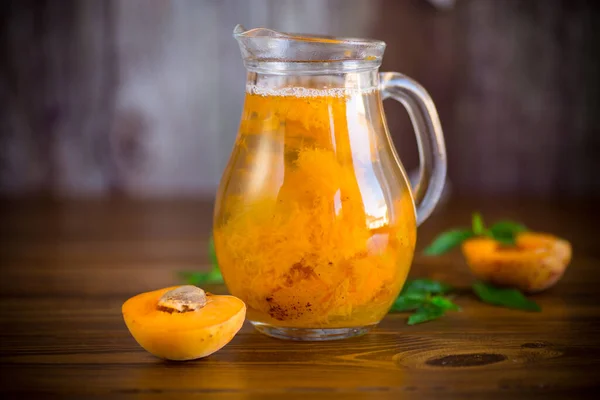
179 269 223 285
491 235 517 246
401 279 454 295
489 220 527 234
178 235 224 285
407 305 446 325
423 229 475 256
488 221 528 245
390 292 428 312
391 279 458 323
472 212 485 235
472 281 541 312
430 295 460 311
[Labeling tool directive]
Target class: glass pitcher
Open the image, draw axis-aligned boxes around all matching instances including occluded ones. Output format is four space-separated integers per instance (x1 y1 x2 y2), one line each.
213 25 446 341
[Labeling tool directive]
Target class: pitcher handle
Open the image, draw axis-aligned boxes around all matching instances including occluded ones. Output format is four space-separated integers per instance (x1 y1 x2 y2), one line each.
380 72 447 226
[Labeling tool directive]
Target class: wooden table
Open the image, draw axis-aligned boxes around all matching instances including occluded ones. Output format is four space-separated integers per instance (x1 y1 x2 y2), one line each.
1 198 598 398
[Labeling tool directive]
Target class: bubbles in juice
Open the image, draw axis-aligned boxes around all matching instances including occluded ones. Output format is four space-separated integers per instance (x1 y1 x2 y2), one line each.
214 84 416 328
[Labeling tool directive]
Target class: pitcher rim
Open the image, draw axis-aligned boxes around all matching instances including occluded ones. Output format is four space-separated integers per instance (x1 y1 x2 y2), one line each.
233 25 386 49
234 25 386 74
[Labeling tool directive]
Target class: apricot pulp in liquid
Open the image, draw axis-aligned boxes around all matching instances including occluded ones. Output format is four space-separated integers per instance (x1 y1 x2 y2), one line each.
214 87 416 328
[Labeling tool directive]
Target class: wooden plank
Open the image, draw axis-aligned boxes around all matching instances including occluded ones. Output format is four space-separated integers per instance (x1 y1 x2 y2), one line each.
1 0 598 197
0 198 598 397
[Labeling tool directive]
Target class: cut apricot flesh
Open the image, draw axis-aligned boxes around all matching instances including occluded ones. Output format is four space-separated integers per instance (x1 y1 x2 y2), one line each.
461 232 571 293
122 286 246 361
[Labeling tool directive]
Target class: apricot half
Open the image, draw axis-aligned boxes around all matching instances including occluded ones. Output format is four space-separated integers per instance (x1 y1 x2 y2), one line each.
462 232 571 293
122 285 246 361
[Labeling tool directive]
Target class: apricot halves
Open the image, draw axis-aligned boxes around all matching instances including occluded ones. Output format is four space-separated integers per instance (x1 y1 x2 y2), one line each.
462 232 571 293
122 285 246 361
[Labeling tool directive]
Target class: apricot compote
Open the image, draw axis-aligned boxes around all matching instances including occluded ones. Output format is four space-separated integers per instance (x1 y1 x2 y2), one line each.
214 86 416 329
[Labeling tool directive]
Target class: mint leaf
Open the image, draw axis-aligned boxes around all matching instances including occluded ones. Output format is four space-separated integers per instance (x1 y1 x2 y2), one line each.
178 235 224 285
489 221 527 234
472 212 485 235
430 295 460 311
390 279 459 323
390 292 427 312
488 221 527 245
423 230 474 256
402 279 454 295
492 235 518 246
179 268 223 285
407 305 445 325
472 281 541 312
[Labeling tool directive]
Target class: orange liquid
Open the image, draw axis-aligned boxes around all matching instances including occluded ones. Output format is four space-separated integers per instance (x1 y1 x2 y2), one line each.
214 89 416 328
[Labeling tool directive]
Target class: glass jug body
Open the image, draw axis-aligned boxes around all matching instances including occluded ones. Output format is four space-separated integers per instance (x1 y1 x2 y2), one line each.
214 70 416 339
213 26 446 341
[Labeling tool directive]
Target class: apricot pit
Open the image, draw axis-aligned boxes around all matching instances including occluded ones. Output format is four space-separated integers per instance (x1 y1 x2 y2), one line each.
122 285 246 361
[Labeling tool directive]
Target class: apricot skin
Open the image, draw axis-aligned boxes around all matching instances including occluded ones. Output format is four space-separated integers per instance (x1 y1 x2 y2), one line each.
122 286 246 361
461 232 571 293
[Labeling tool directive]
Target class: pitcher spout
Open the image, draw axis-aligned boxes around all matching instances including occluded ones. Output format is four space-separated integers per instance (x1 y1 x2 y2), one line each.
233 24 290 39
233 24 385 73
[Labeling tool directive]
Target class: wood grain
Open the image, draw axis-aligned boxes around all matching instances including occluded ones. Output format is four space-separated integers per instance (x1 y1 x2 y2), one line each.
0 198 599 398
1 0 599 197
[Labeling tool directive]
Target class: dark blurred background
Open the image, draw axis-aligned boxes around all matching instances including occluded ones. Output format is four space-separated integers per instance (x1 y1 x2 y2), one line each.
1 0 599 200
